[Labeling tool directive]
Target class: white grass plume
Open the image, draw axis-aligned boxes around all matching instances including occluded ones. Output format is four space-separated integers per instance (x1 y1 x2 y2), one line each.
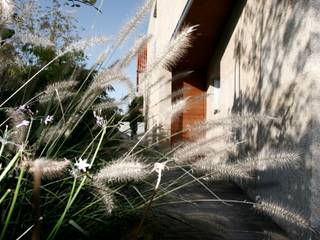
154 86 191 106
194 163 251 181
6 108 28 150
40 125 61 144
95 52 108 65
113 0 154 49
142 25 196 82
92 101 122 111
61 36 108 54
173 133 233 164
94 156 149 184
13 33 54 49
159 97 189 123
187 113 279 133
38 90 76 104
38 80 78 103
24 158 70 179
148 70 194 93
239 152 300 171
91 70 128 91
115 35 152 70
93 183 115 214
254 201 311 230
191 153 228 169
43 80 78 93
79 71 128 111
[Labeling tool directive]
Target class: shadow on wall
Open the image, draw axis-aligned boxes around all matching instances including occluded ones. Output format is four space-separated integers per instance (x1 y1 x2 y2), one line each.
227 0 319 238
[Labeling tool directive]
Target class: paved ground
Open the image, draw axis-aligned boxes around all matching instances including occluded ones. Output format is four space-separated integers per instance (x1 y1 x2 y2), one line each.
137 171 289 240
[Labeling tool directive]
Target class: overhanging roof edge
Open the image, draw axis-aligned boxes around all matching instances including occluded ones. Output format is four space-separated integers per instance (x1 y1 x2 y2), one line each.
171 0 193 39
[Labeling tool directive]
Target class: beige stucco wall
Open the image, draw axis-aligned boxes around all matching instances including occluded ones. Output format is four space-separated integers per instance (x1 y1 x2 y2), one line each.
208 0 320 238
142 0 188 140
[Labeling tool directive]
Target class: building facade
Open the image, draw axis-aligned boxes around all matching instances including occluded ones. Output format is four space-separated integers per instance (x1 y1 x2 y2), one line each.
139 0 320 238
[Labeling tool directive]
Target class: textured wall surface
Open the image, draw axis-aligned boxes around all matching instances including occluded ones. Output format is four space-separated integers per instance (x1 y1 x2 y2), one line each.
207 0 320 238
142 0 188 140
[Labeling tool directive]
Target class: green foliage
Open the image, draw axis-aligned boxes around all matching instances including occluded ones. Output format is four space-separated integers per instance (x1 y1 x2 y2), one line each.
126 96 144 138
0 27 14 40
0 1 154 239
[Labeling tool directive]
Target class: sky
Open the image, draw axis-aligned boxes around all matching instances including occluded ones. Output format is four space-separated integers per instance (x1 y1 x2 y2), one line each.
68 0 149 111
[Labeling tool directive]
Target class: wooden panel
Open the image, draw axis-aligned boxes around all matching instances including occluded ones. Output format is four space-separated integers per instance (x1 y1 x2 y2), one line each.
182 71 206 140
171 78 183 143
171 71 206 144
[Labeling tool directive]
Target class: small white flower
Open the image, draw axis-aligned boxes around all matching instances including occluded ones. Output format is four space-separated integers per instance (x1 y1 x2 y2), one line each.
93 111 104 127
44 115 54 125
17 104 33 115
75 157 90 172
18 104 27 112
16 120 30 128
151 161 169 190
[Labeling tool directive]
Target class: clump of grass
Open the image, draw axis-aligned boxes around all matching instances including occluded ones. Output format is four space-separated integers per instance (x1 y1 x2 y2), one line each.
0 0 314 239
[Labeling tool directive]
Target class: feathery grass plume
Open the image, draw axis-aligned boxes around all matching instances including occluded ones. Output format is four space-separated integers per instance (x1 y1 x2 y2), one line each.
38 90 76 104
190 153 229 169
94 156 149 184
152 86 191 108
141 25 196 83
6 108 28 151
62 112 81 137
194 163 251 181
43 80 78 93
220 113 279 126
40 125 61 144
170 87 190 100
93 183 115 214
159 97 189 123
113 0 154 49
156 25 196 69
173 133 233 164
24 158 70 179
95 52 108 65
80 70 128 111
239 152 300 171
148 70 194 93
13 33 54 48
38 80 78 103
92 101 122 111
0 0 14 23
90 70 128 91
187 113 279 133
254 201 311 230
61 36 108 54
115 35 152 70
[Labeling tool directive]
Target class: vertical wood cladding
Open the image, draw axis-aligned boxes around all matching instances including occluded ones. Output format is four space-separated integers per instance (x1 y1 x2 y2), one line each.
171 70 206 144
136 46 147 92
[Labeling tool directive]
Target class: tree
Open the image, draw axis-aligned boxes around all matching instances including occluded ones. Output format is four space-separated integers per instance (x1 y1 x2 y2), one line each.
127 96 144 139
